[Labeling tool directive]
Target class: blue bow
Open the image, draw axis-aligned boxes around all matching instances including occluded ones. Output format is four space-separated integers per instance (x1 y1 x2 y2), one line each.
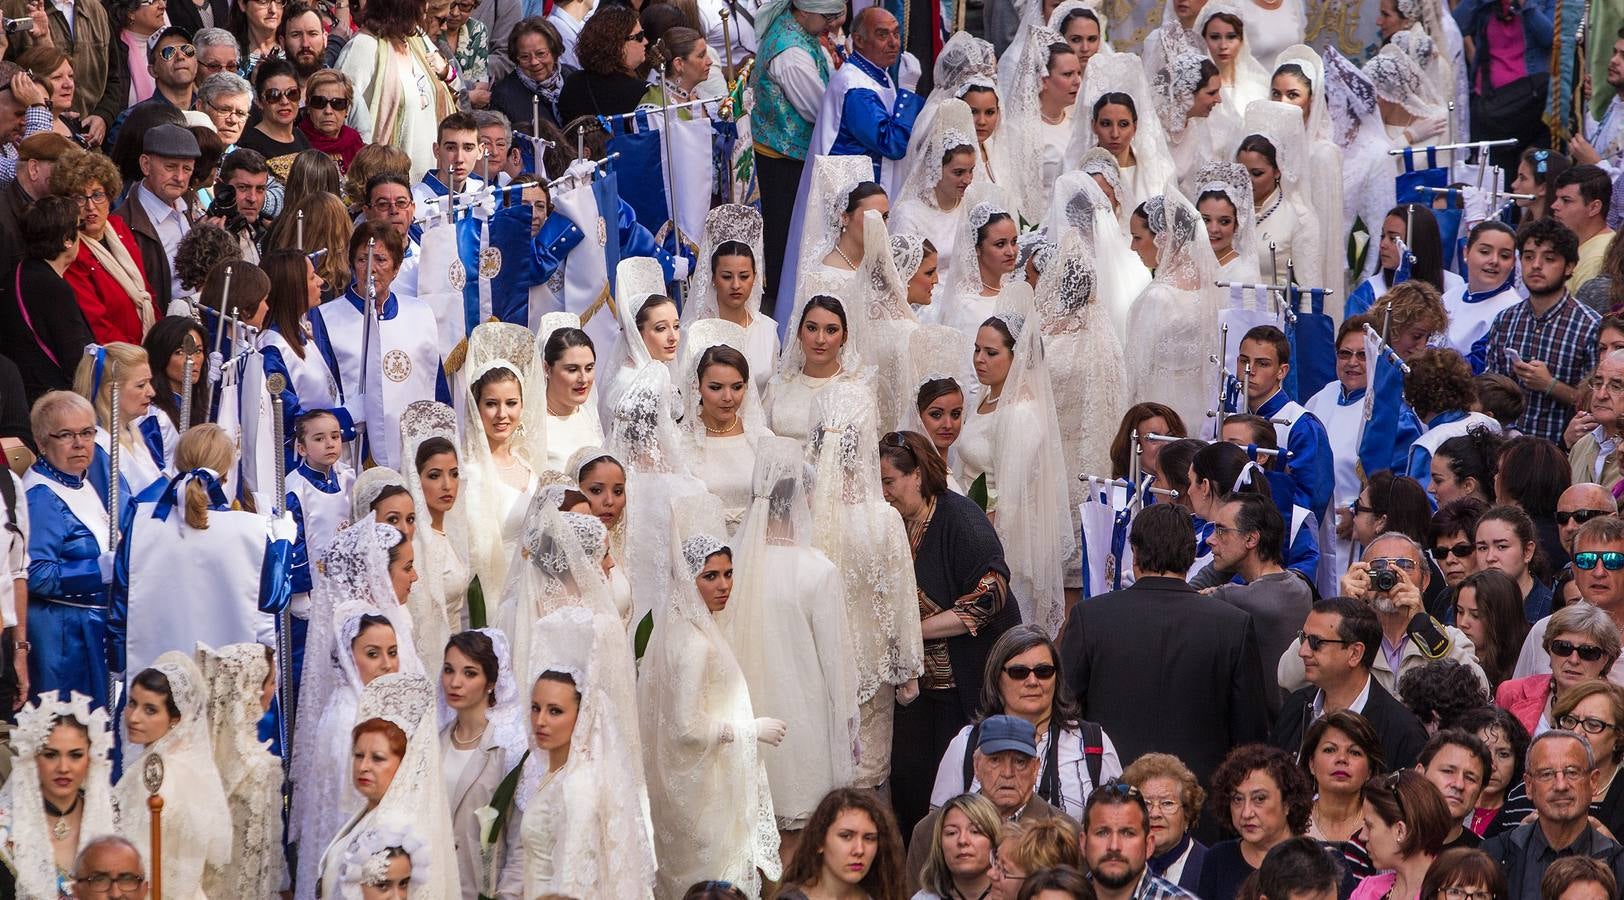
85 344 107 400
152 468 229 521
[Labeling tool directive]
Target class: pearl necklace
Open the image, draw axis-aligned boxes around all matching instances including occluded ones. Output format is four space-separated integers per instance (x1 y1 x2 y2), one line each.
1040 108 1066 125
703 415 741 436
451 720 488 748
833 244 859 270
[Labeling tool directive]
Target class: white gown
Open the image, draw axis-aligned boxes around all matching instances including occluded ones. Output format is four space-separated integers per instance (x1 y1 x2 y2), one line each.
544 408 605 474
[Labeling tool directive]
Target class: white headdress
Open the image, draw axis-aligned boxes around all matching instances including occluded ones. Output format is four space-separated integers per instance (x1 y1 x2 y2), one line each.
898 97 982 208
905 32 1000 189
2 692 115 900
774 155 876 386
1152 44 1214 139
682 204 766 327
677 317 768 446
335 825 432 899
351 466 411 521
907 323 975 444
1064 51 1177 214
1363 41 1445 120
1191 159 1263 282
1001 22 1065 220
398 399 467 675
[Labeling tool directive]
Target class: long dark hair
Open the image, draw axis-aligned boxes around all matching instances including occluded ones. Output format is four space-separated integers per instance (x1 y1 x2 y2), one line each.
779 788 908 900
1384 203 1446 292
1452 569 1529 688
144 315 210 429
260 249 312 358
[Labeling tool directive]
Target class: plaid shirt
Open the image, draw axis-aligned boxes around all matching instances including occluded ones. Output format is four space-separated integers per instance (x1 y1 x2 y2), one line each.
1129 871 1198 900
1484 292 1600 443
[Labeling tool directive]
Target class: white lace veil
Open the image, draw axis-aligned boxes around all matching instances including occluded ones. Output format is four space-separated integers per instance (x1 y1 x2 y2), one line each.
1272 44 1331 143
115 651 232 897
461 322 545 596
195 640 272 807
1242 98 1327 282
334 825 434 900
399 400 467 675
1047 171 1147 341
1064 51 1177 215
1391 22 1451 110
1152 43 1213 140
950 187 1019 301
639 494 780 897
1197 2 1271 95
850 208 923 434
1363 41 1445 120
677 317 768 446
566 444 628 562
2 692 115 900
1269 45 1347 290
682 204 766 327
1324 46 1397 280
1000 21 1064 221
903 32 1000 191
603 256 672 417
898 97 981 210
779 155 879 383
196 641 285 899
907 324 976 445
349 673 460 900
1324 46 1385 149
806 381 925 696
351 467 411 521
1191 160 1263 282
524 606 657 899
435 627 528 769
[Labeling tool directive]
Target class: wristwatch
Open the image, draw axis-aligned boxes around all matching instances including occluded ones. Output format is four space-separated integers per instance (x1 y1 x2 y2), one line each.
13 640 30 652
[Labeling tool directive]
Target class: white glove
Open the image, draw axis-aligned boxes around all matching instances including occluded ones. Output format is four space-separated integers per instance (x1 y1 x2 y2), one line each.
97 551 115 585
898 52 922 93
755 717 787 747
270 512 297 543
1406 116 1447 144
207 351 224 384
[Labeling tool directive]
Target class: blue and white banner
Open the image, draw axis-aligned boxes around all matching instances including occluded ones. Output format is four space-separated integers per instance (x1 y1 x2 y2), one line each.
604 108 718 261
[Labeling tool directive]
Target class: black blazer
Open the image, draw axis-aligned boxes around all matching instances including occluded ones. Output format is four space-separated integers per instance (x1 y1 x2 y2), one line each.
165 0 232 39
1269 679 1430 771
1058 575 1269 785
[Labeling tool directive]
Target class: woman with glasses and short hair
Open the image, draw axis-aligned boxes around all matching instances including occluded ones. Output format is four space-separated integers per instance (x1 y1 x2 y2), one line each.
929 625 1122 821
1122 752 1209 892
1548 680 1624 839
1495 603 1621 734
1417 848 1509 900
49 148 156 346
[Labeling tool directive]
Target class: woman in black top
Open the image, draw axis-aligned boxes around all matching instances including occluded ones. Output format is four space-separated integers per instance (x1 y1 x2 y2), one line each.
1199 744 1315 900
556 5 650 125
491 17 576 133
0 196 93 403
236 59 313 180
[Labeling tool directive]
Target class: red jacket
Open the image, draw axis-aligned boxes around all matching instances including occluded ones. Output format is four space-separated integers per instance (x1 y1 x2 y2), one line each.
64 214 151 345
1495 673 1551 735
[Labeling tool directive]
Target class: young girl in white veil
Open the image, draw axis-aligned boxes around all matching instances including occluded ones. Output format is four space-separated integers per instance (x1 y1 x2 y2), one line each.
532 313 604 476
1126 185 1224 434
116 651 231 900
1192 160 1264 283
903 33 1007 195
678 318 770 536
1154 47 1225 183
333 826 435 899
955 289 1077 636
318 672 460 900
1324 47 1399 282
459 322 546 603
399 400 470 663
1363 41 1448 151
1270 44 1347 295
1001 23 1072 222
807 382 924 788
197 641 285 900
601 258 682 427
0 693 116 900
940 189 1022 338
908 324 974 495
722 434 860 832
1239 100 1325 287
1195 4 1270 150
681 205 779 390
999 0 1109 88
1066 52 1177 222
639 496 782 899
892 98 982 305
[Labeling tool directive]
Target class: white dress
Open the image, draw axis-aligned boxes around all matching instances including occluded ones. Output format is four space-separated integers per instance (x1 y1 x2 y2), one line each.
692 432 757 536
956 404 1000 509
1253 188 1316 284
738 315 781 393
763 373 834 443
544 408 605 475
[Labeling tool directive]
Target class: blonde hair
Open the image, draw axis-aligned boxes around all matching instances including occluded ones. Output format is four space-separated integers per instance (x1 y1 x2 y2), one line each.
998 817 1082 874
173 424 236 530
920 794 1001 895
344 144 411 208
71 342 149 431
266 192 352 289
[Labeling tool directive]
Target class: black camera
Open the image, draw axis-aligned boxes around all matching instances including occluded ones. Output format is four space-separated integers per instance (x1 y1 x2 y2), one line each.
208 181 238 219
1368 559 1401 593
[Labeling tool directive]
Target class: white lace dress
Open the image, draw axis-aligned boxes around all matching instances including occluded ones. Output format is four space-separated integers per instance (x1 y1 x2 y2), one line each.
692 432 758 536
520 771 567 891
764 373 835 443
544 409 605 475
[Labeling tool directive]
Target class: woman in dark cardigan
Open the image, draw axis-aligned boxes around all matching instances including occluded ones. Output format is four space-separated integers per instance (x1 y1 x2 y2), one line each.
556 5 651 124
879 429 1019 841
0 196 94 403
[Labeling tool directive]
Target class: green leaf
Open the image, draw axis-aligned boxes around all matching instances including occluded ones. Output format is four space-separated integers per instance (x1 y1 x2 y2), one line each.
634 611 655 661
487 749 530 841
466 576 486 629
968 473 989 511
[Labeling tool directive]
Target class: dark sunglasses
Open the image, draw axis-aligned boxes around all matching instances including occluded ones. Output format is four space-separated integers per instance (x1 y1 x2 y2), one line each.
1574 551 1624 571
159 43 197 61
1297 630 1352 652
1002 663 1057 681
628 29 647 42
1557 508 1612 527
1432 542 1474 559
307 94 350 111
1550 638 1607 662
261 86 301 103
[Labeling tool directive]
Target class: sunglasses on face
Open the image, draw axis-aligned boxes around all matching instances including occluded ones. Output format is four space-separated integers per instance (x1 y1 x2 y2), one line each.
1297 630 1352 652
1432 542 1474 559
307 94 350 111
202 59 241 72
262 86 301 103
1557 508 1612 527
628 30 647 42
159 43 197 61
1002 663 1057 681
1573 551 1624 571
1550 638 1608 662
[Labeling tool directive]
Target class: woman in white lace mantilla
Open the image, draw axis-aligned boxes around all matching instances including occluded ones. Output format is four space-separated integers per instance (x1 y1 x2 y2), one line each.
332 825 435 899
955 295 1076 637
999 0 1110 89
0 692 116 900
115 651 231 900
1065 51 1177 223
1193 160 1264 284
1142 0 1206 80
903 33 1013 205
400 400 471 668
1363 40 1448 151
907 324 974 495
639 497 781 899
849 208 927 436
1126 185 1225 442
892 97 981 307
196 642 285 900
459 323 547 604
940 191 1021 340
1003 23 1080 221
1152 46 1225 183
1269 44 1348 296
317 672 460 900
806 383 923 786
1194 4 1270 150
1238 99 1325 288
678 318 770 536
564 446 633 625
719 435 859 831
533 313 605 477
1324 48 1400 282
1378 0 1467 141
602 257 683 429
512 606 656 899
681 204 781 392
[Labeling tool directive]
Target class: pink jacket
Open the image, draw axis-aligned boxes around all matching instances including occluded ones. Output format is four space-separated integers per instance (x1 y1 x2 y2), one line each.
1495 674 1551 735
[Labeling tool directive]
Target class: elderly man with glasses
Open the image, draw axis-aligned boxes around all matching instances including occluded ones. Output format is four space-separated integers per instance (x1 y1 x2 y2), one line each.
71 836 149 899
1278 532 1487 701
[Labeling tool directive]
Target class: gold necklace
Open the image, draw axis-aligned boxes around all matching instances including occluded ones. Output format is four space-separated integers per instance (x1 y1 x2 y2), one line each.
703 415 741 436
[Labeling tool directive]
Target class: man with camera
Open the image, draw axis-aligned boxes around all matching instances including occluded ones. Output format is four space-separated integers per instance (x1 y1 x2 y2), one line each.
208 148 273 263
1276 531 1486 699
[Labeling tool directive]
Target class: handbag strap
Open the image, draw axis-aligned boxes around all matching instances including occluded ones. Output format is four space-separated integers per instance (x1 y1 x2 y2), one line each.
14 263 62 368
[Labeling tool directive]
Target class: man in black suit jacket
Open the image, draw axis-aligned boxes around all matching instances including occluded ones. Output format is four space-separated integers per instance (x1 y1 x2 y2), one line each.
1059 504 1270 787
1269 597 1429 770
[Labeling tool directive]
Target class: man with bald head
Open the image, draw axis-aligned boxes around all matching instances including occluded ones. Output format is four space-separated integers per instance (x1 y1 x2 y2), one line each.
803 5 923 195
1557 484 1617 557
1277 532 1486 698
72 835 148 899
1570 352 1624 488
1515 515 1624 685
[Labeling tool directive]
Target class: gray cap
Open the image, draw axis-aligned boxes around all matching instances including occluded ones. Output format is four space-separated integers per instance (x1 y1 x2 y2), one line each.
142 123 201 160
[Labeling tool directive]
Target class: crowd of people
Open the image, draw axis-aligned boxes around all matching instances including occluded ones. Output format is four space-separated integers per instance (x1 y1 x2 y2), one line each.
0 0 1622 895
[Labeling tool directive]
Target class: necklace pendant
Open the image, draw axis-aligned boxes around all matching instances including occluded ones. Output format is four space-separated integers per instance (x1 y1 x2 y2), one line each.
52 818 69 840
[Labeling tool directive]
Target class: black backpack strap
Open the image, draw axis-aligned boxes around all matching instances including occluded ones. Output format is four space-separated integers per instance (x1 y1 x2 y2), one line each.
961 721 982 793
1081 720 1105 791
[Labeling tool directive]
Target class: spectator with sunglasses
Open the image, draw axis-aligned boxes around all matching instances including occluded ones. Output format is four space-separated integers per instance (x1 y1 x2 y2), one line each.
1455 570 1532 691
295 68 362 171
1513 517 1624 687
1433 498 1489 593
1271 598 1429 772
1496 603 1621 735
930 625 1122 822
235 57 310 177
1555 486 1617 561
112 27 200 148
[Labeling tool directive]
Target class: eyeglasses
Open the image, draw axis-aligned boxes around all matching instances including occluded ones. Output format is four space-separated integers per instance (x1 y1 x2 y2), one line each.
1558 714 1618 735
1573 551 1624 571
158 43 196 61
1211 523 1250 538
47 427 97 445
1297 630 1352 652
1557 509 1612 527
1440 887 1496 900
517 51 553 64
1368 556 1418 571
201 58 241 72
1529 765 1589 784
72 873 146 893
72 190 109 207
1351 502 1377 516
1550 639 1607 661
1432 542 1474 559
1589 377 1624 395
627 29 647 42
371 197 412 212
249 0 285 7
261 86 301 103
1336 348 1367 362
307 94 350 111
206 99 249 121
1002 663 1057 681
1144 798 1182 814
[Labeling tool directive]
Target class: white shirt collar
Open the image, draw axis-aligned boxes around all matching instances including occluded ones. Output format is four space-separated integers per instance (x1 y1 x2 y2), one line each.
137 182 188 223
1311 672 1373 719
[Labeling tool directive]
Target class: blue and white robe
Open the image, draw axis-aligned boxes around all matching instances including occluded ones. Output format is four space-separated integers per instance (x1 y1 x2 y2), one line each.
258 324 358 469
95 412 176 498
1304 381 1375 586
1406 409 1502 491
307 287 452 470
287 460 357 601
806 51 923 195
23 453 131 710
1256 390 1334 520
